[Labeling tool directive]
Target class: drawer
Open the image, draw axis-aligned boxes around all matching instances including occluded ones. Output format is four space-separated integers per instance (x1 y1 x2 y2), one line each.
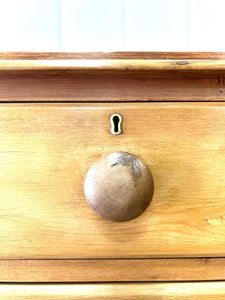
1 102 225 259
1 282 225 299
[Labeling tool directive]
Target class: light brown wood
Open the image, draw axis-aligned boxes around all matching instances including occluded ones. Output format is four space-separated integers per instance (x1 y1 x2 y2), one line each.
84 152 154 222
1 51 225 60
1 282 225 299
0 54 225 101
2 59 225 71
2 103 225 258
1 258 225 282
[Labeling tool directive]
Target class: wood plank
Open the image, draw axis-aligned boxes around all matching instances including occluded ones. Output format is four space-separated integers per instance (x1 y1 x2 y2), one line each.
2 59 225 71
1 52 225 60
0 56 224 101
2 103 225 259
0 282 225 299
1 258 225 282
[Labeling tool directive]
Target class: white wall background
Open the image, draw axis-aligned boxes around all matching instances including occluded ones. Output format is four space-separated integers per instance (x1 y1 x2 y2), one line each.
0 0 224 52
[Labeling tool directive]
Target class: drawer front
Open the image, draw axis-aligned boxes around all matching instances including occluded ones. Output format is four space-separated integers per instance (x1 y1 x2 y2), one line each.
1 103 225 259
1 283 225 299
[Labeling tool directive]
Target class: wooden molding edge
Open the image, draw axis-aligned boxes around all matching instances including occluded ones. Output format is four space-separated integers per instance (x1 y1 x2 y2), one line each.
1 51 225 60
0 53 224 101
1 258 225 282
1 282 225 299
0 59 225 71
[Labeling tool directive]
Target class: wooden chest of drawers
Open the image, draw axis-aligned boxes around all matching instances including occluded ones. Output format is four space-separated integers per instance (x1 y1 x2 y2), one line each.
2 52 225 298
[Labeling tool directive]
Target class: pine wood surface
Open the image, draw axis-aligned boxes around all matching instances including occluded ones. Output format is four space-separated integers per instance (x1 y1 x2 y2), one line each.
0 282 225 299
1 103 225 259
1 258 225 282
0 53 225 101
2 59 225 71
1 52 225 60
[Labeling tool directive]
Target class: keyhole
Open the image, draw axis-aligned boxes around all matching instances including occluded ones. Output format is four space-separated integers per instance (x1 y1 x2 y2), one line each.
113 116 119 132
110 113 123 135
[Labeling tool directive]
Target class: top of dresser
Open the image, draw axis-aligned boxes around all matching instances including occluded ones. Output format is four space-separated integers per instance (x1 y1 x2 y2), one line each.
0 52 225 102
1 52 225 60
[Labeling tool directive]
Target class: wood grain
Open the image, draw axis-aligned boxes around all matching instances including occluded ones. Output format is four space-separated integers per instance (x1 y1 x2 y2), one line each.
1 52 225 60
1 258 225 282
1 103 225 259
1 282 225 299
0 54 225 101
2 59 225 71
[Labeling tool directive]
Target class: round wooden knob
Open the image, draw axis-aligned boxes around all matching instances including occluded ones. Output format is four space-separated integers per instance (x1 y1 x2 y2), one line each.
84 152 154 222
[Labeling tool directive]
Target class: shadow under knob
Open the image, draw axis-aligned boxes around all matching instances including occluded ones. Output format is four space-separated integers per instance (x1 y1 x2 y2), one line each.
84 152 154 222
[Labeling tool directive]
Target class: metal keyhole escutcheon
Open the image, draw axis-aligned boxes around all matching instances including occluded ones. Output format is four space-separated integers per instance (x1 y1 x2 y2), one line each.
110 114 123 135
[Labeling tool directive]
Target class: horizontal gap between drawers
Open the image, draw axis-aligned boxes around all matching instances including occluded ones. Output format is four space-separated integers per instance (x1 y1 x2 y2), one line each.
1 257 225 261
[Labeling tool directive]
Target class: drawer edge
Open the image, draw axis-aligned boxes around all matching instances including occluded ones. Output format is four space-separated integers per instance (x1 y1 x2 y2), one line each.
0 258 225 282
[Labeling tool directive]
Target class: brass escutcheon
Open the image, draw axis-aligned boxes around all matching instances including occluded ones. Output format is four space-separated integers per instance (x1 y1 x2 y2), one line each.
110 113 123 135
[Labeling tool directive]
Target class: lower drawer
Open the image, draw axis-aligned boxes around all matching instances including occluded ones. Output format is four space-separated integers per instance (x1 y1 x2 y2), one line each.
1 283 225 299
1 103 225 259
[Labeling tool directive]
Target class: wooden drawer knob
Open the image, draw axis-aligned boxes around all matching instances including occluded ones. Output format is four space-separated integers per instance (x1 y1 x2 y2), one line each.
84 152 154 222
